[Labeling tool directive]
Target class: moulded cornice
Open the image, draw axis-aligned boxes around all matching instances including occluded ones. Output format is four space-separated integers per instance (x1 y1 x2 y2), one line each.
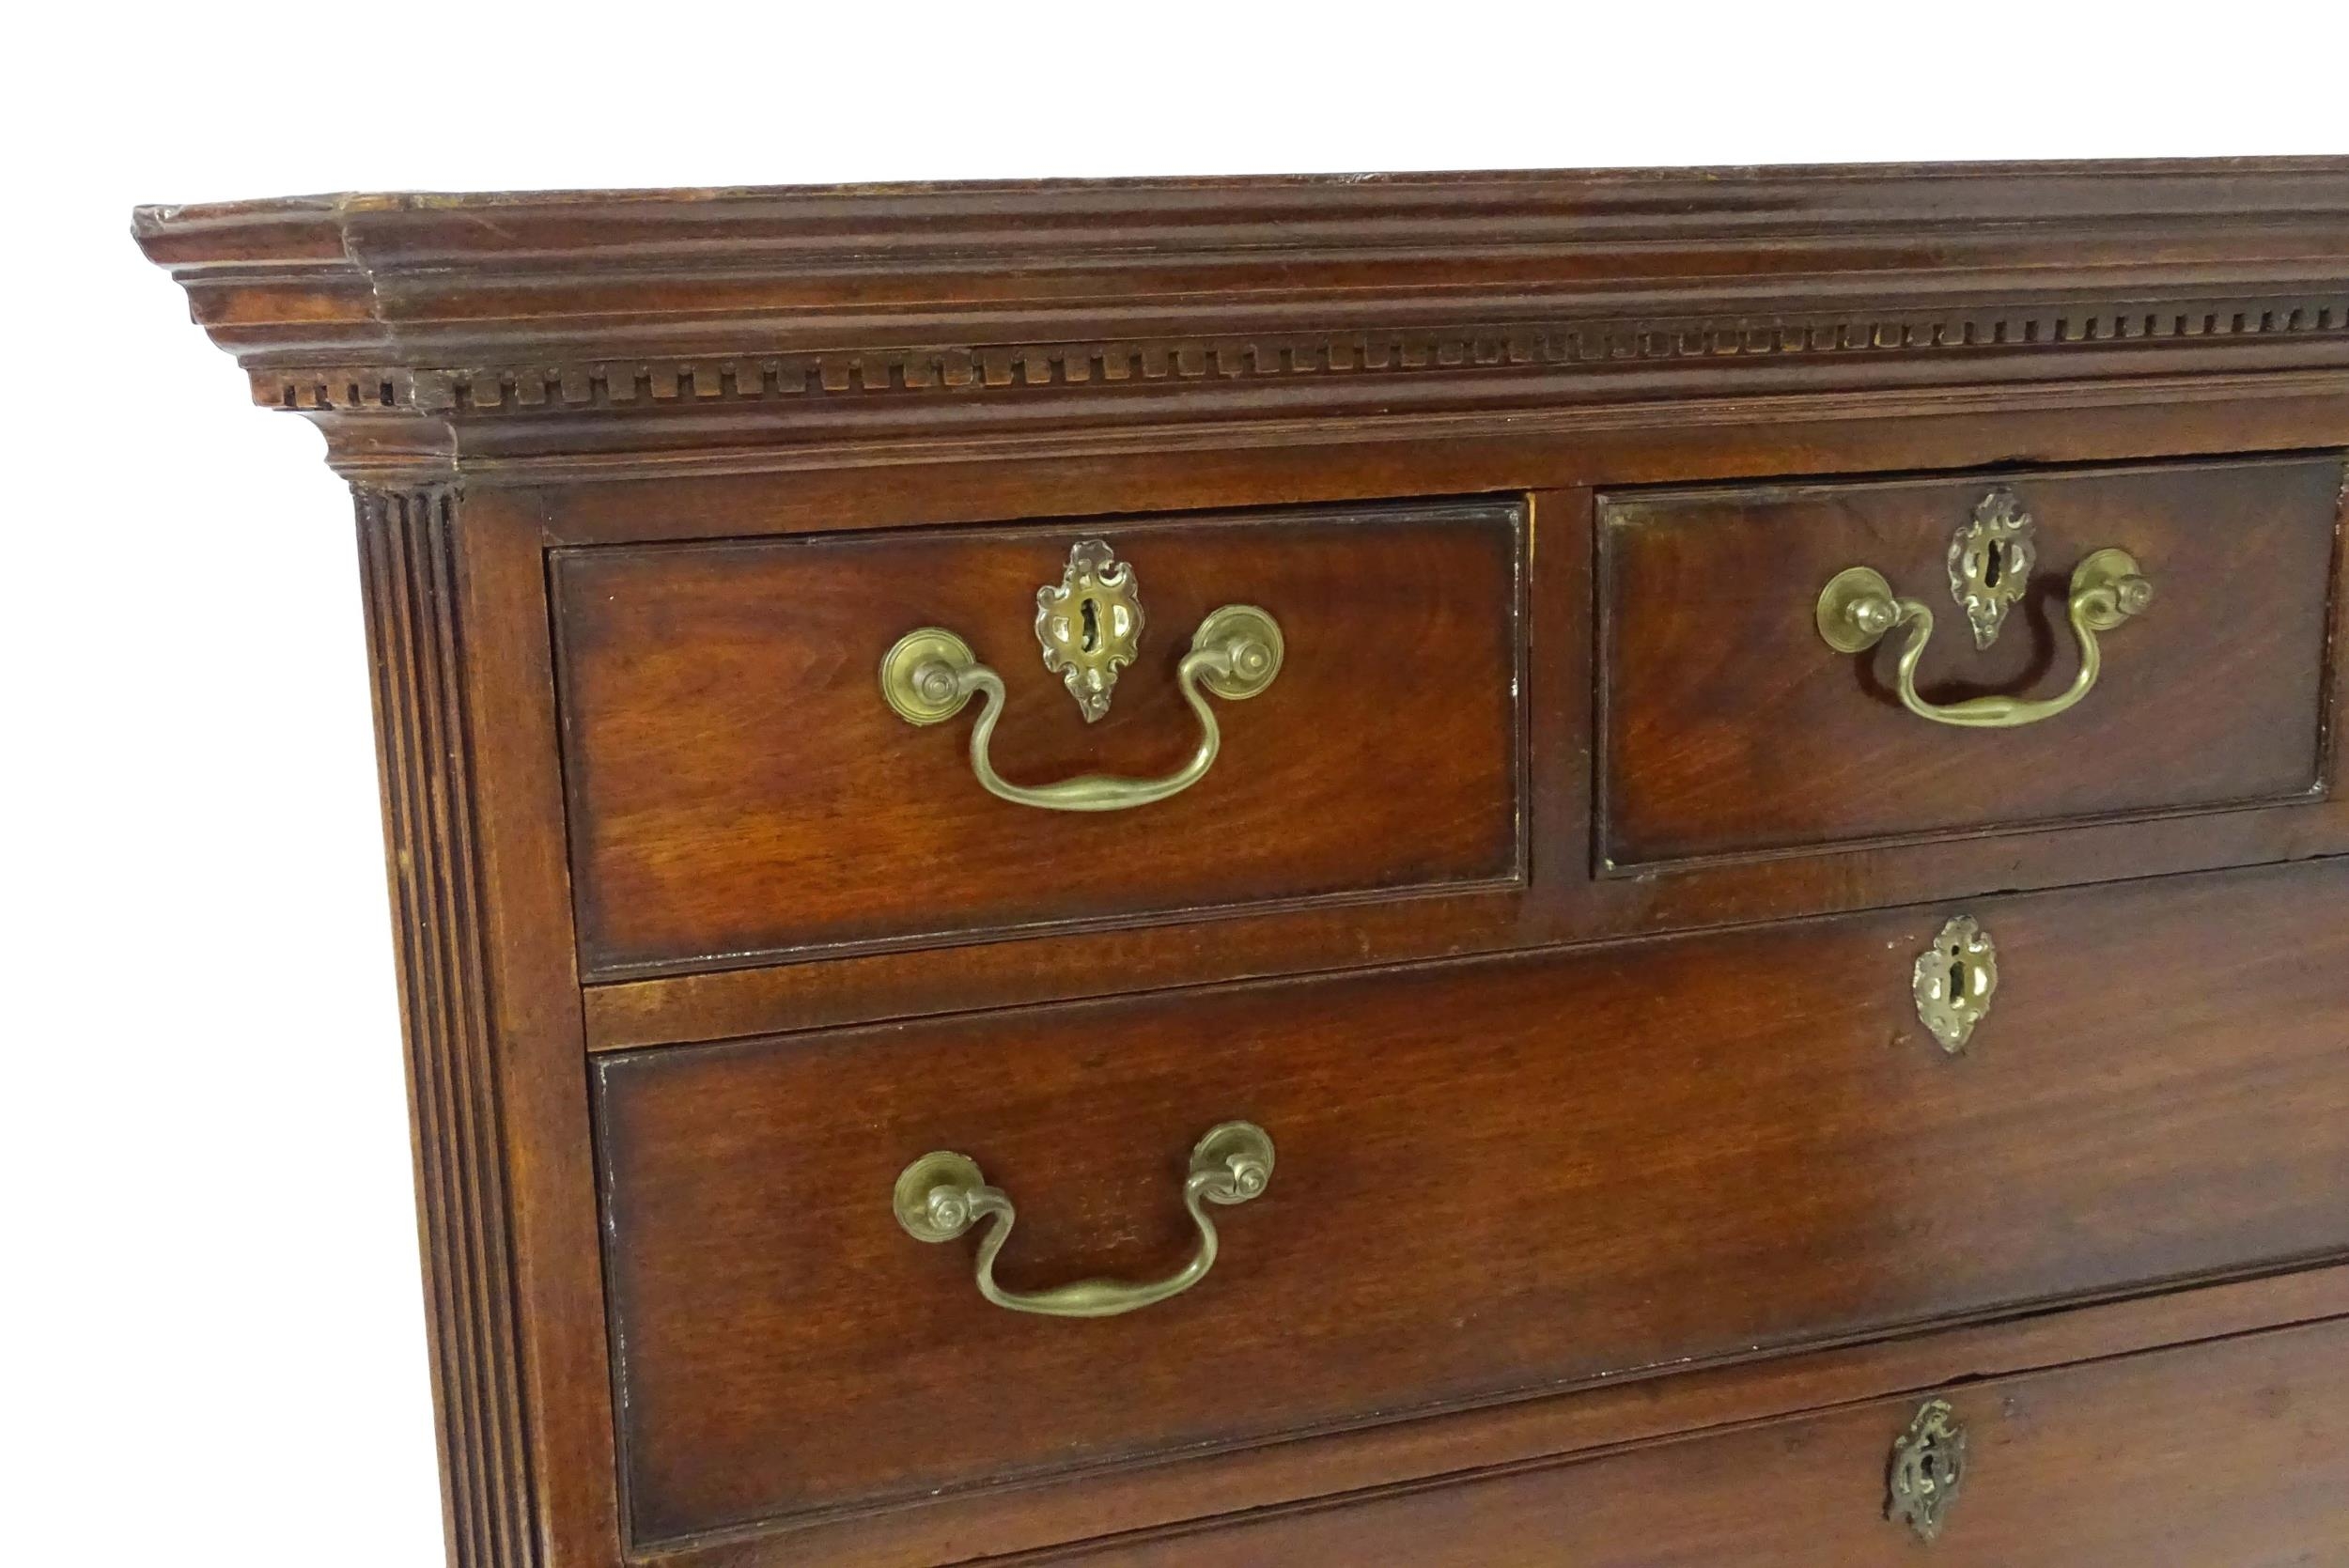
134 160 2349 455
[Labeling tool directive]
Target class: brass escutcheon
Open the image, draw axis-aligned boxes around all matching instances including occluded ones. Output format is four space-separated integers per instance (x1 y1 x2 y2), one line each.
1887 1398 1968 1542
1914 915 1998 1054
1034 538 1145 723
1948 487 2038 650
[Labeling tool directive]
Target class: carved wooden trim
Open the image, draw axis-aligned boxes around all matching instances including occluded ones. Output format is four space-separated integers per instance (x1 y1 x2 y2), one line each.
136 161 2349 451
356 487 542 1568
255 293 2349 413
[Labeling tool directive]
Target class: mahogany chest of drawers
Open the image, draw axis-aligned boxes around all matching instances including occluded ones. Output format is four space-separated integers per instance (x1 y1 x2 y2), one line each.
139 160 2349 1566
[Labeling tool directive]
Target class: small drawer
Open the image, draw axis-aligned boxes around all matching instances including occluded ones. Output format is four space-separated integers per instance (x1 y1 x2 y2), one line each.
552 499 1524 981
1085 1317 2349 1564
592 859 2349 1549
1597 455 2341 870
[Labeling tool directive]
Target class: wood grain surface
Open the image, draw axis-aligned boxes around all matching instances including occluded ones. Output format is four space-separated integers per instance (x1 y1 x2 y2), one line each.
134 162 2349 1568
553 502 1522 979
1599 456 2341 866
1059 1314 2349 1566
596 860 2349 1548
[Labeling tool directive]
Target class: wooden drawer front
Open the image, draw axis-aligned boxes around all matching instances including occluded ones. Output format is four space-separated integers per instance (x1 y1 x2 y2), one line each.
553 500 1523 980
1079 1315 2349 1566
1598 455 2341 869
593 860 2349 1547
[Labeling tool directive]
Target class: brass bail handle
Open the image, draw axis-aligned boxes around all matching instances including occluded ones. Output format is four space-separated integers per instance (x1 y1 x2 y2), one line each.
894 1122 1274 1319
1816 547 2152 729
879 539 1283 813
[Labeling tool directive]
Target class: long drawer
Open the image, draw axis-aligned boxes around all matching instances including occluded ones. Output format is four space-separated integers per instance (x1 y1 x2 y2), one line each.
1067 1314 2349 1565
591 859 2349 1547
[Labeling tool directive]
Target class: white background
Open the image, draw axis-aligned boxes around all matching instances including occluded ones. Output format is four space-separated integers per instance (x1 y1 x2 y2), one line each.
6 7 2341 1563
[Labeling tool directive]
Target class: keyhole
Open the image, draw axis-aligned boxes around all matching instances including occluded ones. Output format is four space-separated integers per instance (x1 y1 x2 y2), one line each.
1948 947 1968 1001
1982 542 2004 588
1080 597 1100 653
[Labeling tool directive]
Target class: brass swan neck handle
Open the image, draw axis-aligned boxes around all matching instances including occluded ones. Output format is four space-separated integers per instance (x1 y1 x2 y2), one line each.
1816 548 2152 729
880 604 1283 812
893 1122 1274 1320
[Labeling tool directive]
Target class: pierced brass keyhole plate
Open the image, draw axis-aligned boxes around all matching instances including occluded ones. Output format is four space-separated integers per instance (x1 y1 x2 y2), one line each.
1887 1398 1968 1542
1914 915 1998 1054
1035 539 1145 723
1948 488 2038 650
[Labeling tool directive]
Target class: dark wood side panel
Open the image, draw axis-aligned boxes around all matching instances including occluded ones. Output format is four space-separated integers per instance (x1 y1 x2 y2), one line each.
357 489 541 1568
360 488 621 1568
1062 1314 2349 1566
1599 455 2343 867
552 501 1523 980
595 860 2349 1549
